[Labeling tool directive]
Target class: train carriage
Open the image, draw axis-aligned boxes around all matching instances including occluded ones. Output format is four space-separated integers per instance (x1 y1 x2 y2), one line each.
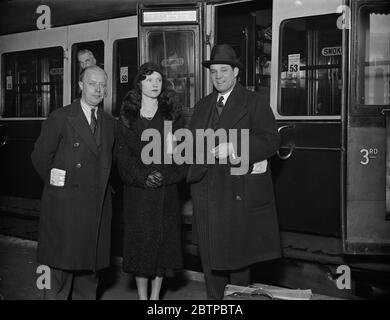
0 0 389 298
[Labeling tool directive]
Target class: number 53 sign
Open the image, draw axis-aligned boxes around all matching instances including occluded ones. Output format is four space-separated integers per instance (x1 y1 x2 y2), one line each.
288 54 300 75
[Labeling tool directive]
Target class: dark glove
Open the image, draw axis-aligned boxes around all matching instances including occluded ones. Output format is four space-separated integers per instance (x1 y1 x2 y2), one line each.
145 170 163 188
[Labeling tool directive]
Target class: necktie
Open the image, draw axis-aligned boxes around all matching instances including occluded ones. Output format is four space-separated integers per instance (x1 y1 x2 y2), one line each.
216 96 224 116
90 108 97 135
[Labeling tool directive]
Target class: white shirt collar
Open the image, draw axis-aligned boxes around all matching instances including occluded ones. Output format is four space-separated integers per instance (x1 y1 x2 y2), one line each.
217 87 234 104
80 99 97 125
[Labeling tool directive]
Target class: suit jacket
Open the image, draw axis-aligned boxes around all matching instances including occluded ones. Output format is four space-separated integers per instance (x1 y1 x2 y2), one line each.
31 101 115 271
187 82 281 270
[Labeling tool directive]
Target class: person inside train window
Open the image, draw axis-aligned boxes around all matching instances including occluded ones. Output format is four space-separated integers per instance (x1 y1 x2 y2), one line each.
75 49 103 103
31 65 116 300
187 44 281 300
77 49 97 70
114 62 187 300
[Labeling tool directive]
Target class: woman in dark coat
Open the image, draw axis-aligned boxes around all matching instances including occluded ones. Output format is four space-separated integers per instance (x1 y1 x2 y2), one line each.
114 62 186 300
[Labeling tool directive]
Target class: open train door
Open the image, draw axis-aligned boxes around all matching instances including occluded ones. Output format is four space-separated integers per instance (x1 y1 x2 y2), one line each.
137 3 204 247
137 3 203 124
344 0 390 254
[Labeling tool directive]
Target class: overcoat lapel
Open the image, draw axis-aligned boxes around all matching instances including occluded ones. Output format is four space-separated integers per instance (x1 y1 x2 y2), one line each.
95 110 114 252
190 92 218 132
98 110 114 172
67 101 99 156
95 108 103 148
186 93 218 183
217 83 248 130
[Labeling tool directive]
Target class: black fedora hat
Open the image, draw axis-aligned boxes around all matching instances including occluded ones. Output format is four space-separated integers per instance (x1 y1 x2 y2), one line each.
202 44 244 69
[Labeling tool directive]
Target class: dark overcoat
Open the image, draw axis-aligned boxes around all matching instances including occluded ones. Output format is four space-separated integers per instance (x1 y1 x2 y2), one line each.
187 82 281 270
114 110 186 277
31 101 115 271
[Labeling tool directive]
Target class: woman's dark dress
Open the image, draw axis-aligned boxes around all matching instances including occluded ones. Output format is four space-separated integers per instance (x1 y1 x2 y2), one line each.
114 110 186 277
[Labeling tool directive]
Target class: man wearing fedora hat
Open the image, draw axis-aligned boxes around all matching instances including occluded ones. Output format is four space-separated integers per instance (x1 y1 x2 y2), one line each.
187 44 281 299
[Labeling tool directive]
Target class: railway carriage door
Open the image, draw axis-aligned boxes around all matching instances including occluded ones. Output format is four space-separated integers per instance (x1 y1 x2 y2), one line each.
273 9 343 241
138 4 202 124
345 1 390 254
109 15 139 117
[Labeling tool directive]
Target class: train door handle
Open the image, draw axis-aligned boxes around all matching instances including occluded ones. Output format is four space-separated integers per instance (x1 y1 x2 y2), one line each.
0 123 8 148
277 144 295 160
276 125 295 160
0 135 8 148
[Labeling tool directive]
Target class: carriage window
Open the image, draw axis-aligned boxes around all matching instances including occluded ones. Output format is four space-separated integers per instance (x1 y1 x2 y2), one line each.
146 30 196 111
2 47 63 118
113 38 138 117
357 5 390 106
71 41 104 102
279 14 342 116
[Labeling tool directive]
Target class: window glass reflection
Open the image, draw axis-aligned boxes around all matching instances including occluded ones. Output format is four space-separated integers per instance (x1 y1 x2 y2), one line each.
279 14 342 116
2 47 63 118
147 31 196 110
358 5 390 106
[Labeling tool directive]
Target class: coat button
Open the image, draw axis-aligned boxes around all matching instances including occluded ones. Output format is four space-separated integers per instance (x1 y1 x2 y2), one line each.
236 195 242 201
74 142 80 147
76 163 82 169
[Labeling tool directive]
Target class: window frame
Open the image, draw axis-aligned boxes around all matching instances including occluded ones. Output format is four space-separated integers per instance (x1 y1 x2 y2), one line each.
112 37 138 118
351 1 390 116
139 24 202 113
277 14 343 120
70 40 105 103
1 46 64 120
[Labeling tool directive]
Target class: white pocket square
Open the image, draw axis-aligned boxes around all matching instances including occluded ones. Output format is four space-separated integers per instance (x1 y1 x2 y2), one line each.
251 160 268 174
50 168 66 187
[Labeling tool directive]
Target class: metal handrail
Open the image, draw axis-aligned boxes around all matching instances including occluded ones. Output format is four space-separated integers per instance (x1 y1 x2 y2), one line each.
279 145 341 152
382 109 390 221
0 123 8 148
0 135 8 148
276 125 295 160
276 124 340 159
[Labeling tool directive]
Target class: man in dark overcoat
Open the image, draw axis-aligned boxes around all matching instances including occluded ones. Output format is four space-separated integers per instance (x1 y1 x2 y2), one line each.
31 66 115 300
187 44 281 300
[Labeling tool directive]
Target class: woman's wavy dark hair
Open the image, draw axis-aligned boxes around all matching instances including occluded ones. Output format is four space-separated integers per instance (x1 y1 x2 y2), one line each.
120 63 182 127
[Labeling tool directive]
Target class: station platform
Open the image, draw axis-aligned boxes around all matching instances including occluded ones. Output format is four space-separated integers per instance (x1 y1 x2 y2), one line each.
0 235 207 300
0 235 344 300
